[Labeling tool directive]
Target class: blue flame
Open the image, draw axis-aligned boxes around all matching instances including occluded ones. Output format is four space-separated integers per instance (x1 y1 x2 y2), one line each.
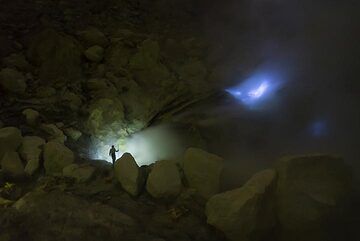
226 73 282 109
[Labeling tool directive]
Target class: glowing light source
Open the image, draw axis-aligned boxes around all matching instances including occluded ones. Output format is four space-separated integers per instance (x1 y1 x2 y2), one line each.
310 120 328 137
248 82 269 99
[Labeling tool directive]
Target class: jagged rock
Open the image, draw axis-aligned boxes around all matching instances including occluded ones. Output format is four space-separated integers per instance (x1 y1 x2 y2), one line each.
206 169 277 241
146 160 182 199
85 78 117 98
114 153 142 196
275 155 352 241
13 190 136 240
19 136 45 176
22 108 40 126
86 98 125 139
61 91 83 111
84 45 104 62
0 68 27 94
1 152 24 178
40 123 66 143
63 164 95 183
0 197 14 207
106 42 134 74
43 141 74 174
2 53 31 71
78 27 108 47
64 128 82 141
0 127 23 160
183 148 223 199
27 29 83 85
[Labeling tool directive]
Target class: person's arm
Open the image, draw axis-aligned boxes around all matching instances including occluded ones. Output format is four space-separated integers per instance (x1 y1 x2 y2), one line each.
116 149 119 152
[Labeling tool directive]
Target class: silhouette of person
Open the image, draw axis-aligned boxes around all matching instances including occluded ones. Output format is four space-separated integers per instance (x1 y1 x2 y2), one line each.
109 145 119 167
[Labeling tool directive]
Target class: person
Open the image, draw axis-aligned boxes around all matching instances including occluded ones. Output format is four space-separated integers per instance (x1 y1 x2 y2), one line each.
109 145 119 167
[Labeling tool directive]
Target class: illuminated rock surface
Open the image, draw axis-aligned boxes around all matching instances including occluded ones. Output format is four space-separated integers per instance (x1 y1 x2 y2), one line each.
43 141 75 174
146 160 182 198
114 153 142 196
206 169 276 241
183 148 223 199
63 163 96 183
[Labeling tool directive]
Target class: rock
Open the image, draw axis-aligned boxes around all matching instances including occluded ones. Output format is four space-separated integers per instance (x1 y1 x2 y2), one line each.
106 42 134 74
27 29 82 85
19 136 45 176
78 27 108 47
1 152 24 178
183 148 223 199
40 123 66 143
63 164 95 183
43 141 75 174
63 128 82 141
2 53 31 72
178 59 207 93
35 86 56 98
22 108 40 126
0 127 23 160
84 45 104 62
0 68 27 94
129 39 173 87
206 169 277 241
0 197 14 207
275 155 352 241
114 153 142 196
61 91 83 111
146 160 182 199
0 120 3 128
14 190 135 240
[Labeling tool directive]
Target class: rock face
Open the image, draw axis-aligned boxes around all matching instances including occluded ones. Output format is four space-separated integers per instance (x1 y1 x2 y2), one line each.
78 27 108 47
64 127 82 141
63 164 96 183
0 127 23 160
0 68 27 94
206 169 277 241
19 136 45 175
43 141 75 174
183 148 223 199
114 153 142 196
146 160 182 199
27 29 82 85
1 151 24 177
22 108 40 126
275 155 352 241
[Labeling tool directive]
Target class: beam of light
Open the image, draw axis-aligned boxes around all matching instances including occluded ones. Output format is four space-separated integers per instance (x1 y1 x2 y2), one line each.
89 125 184 166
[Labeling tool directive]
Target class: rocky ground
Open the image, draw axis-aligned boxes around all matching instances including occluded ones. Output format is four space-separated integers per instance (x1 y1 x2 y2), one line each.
0 0 358 241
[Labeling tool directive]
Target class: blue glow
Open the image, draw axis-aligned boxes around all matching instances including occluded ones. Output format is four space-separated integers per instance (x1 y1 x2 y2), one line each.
310 120 328 137
225 72 283 108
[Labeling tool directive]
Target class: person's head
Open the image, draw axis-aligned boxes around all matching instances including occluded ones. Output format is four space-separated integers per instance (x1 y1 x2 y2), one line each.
111 145 114 148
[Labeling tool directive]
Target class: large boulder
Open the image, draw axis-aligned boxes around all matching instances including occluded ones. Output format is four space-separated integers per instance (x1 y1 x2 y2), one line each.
0 127 23 160
19 136 45 175
0 68 27 94
63 127 82 141
84 45 104 62
206 169 277 241
183 148 223 199
1 151 24 178
146 160 182 198
114 153 142 196
275 155 352 241
27 29 82 85
43 141 75 174
40 123 66 143
22 108 40 126
78 27 108 47
63 164 96 183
